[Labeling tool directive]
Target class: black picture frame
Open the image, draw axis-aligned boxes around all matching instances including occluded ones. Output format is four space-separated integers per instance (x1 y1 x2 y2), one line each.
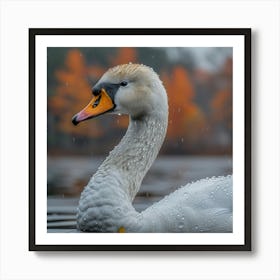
29 28 251 251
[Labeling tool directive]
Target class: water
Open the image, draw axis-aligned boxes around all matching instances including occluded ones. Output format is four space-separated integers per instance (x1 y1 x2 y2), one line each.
47 155 232 232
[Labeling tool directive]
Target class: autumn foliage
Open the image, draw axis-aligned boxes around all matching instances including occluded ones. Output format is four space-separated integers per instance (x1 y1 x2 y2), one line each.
162 67 206 143
48 47 232 155
49 49 104 137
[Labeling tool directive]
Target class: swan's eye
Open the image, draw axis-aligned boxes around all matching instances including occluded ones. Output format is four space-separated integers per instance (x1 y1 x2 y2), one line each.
120 81 128 87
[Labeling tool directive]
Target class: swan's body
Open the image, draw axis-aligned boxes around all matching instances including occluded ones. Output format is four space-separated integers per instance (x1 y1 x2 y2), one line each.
72 64 232 233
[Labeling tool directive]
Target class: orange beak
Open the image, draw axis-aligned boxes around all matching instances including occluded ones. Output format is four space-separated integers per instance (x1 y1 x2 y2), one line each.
72 89 115 125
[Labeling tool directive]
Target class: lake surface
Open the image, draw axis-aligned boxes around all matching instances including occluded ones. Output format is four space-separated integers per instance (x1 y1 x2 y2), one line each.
47 155 232 232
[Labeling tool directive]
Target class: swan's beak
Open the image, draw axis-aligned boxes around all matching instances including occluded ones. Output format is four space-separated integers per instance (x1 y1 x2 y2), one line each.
72 89 115 125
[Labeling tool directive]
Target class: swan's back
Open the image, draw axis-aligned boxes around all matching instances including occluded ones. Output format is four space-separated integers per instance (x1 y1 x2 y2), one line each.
140 175 232 232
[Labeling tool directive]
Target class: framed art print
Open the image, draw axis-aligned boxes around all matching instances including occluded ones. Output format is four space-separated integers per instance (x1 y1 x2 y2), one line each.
29 28 251 251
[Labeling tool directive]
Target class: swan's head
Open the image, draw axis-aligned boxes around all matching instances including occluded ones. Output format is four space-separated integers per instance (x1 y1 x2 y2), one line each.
72 64 167 125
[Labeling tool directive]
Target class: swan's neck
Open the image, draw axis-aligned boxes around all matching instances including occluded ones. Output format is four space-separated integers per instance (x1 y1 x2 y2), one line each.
77 111 168 232
97 112 168 200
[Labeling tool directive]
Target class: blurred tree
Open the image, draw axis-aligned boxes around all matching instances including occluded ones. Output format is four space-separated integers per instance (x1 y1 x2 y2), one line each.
210 57 233 151
162 66 206 151
48 49 104 138
211 57 232 128
110 47 137 66
47 47 232 155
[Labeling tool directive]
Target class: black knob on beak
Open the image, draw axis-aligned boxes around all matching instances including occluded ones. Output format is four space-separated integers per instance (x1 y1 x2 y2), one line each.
92 86 101 96
72 115 79 126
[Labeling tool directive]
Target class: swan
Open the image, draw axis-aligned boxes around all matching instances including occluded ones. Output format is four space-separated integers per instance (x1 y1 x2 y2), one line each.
72 63 232 233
